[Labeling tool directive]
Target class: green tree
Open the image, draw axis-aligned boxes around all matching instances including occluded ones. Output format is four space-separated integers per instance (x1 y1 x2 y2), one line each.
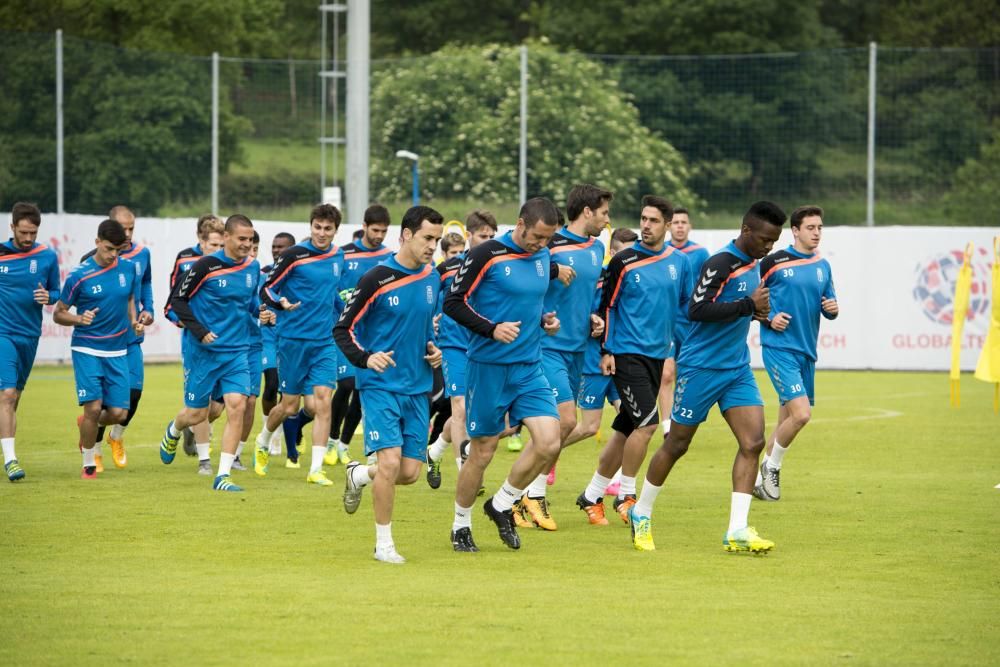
943 121 1000 223
369 43 695 214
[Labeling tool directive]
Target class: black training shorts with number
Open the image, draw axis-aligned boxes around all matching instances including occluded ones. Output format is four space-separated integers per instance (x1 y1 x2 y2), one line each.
610 353 664 437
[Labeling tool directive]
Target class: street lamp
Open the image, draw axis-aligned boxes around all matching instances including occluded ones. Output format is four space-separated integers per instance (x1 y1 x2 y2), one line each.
395 149 419 206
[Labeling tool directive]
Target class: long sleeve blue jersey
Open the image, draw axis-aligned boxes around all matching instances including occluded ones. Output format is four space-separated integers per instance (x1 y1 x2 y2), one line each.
169 250 260 353
679 240 760 370
599 242 692 360
164 245 204 325
671 240 710 341
60 256 137 354
0 240 61 339
334 254 438 394
338 242 392 301
435 254 469 350
543 230 605 353
443 232 551 365
758 246 837 361
261 240 344 341
583 267 608 374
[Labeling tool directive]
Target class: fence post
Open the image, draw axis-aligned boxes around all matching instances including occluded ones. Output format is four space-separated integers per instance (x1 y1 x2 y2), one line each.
519 45 528 206
56 29 64 215
866 41 877 227
211 52 219 216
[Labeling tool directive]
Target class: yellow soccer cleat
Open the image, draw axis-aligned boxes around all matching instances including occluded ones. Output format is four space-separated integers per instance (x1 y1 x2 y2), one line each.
512 500 533 529
323 444 339 466
337 444 351 466
629 508 655 551
723 526 774 554
306 470 334 486
94 454 105 474
254 444 269 477
521 496 557 531
285 458 301 469
108 436 127 468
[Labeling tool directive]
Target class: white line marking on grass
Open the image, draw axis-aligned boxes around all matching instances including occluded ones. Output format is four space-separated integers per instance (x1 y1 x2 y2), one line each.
810 407 903 424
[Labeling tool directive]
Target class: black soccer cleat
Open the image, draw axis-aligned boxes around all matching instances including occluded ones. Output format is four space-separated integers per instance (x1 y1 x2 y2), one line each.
451 527 479 552
483 498 521 550
426 449 442 490
182 426 197 457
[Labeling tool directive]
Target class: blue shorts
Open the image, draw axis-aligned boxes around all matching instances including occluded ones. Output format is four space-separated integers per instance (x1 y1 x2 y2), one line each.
665 340 677 360
671 364 763 426
335 346 355 381
126 343 144 390
577 373 620 410
541 348 585 405
216 347 263 402
359 390 429 461
763 346 815 406
261 339 277 371
441 346 467 398
0 335 39 391
184 345 251 409
466 360 558 438
278 337 337 396
72 351 130 409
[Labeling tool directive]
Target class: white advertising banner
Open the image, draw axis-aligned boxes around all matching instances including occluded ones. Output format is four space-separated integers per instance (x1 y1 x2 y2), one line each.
11 214 999 370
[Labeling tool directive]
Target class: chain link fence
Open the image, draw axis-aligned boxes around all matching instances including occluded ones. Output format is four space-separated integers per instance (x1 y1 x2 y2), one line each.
1 31 996 225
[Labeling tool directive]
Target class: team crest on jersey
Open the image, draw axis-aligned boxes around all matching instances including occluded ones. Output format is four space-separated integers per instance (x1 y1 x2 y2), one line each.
669 264 678 280
816 267 824 282
426 285 434 304
135 262 142 276
333 264 341 276
29 259 37 274
535 260 544 277
246 273 253 288
118 273 126 287
590 250 598 266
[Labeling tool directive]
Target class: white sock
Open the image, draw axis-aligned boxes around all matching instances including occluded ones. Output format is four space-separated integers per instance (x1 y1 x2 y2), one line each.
768 441 788 469
611 468 622 483
633 479 662 518
258 426 274 446
196 443 210 462
526 473 547 498
661 419 670 433
728 492 752 532
310 446 325 473
428 436 447 462
168 422 181 439
351 464 373 488
375 522 393 549
236 441 244 458
110 424 125 440
491 479 524 512
453 502 473 530
82 447 96 467
455 457 463 471
338 440 350 451
584 472 613 504
93 441 103 456
218 452 235 476
619 475 637 499
1 437 15 464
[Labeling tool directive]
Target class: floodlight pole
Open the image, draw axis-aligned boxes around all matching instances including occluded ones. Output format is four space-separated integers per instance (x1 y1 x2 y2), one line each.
866 41 877 227
346 0 370 225
56 29 64 215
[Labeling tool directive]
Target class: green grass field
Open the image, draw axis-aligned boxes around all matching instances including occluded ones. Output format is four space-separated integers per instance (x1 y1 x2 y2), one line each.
2 366 998 665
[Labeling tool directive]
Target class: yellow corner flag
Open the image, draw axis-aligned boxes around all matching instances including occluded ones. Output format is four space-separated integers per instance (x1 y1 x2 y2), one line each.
974 236 1000 413
950 243 975 407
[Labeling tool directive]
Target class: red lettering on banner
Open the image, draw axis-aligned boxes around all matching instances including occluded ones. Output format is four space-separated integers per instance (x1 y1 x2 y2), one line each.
890 333 985 350
819 334 846 348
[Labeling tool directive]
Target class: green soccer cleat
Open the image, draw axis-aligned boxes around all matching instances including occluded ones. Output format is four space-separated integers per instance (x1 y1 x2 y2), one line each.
629 507 655 551
306 470 334 486
506 433 523 452
159 422 179 464
723 526 775 554
254 444 269 477
212 474 243 492
5 459 25 482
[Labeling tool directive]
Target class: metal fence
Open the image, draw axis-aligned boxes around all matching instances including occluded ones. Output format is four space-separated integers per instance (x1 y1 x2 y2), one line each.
1 31 996 225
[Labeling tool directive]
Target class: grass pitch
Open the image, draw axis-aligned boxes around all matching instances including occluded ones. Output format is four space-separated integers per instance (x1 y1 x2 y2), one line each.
1 365 997 665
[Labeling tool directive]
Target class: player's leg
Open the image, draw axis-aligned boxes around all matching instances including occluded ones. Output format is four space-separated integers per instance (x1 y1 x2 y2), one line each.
306 384 335 485
212 391 247 492
339 390 363 461
657 355 676 435
720 404 773 552
757 349 814 501
1 335 37 481
611 355 663 521
106 343 143 468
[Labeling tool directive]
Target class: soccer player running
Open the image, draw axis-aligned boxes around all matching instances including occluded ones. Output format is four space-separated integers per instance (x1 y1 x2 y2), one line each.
54 219 142 479
443 197 563 552
426 210 498 489
335 206 444 563
630 201 786 553
0 203 61 482
255 204 344 486
260 232 295 458
658 206 710 435
324 204 391 466
159 215 263 492
517 184 610 531
754 205 839 501
576 196 692 526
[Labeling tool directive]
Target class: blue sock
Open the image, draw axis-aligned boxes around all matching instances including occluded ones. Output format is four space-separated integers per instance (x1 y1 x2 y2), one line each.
283 414 300 461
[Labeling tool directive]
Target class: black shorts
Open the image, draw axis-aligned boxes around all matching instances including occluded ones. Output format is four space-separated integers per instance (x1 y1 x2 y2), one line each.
610 353 664 436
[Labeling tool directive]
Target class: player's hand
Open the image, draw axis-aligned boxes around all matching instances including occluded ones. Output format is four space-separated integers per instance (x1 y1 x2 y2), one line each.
78 307 99 326
493 321 521 343
367 350 396 373
542 311 560 336
33 282 50 305
600 353 615 376
589 313 605 338
259 305 276 325
424 341 442 368
132 320 145 336
750 284 770 318
137 311 154 326
821 297 839 316
433 313 442 337
557 264 576 286
770 311 792 332
278 297 301 311
201 331 218 344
